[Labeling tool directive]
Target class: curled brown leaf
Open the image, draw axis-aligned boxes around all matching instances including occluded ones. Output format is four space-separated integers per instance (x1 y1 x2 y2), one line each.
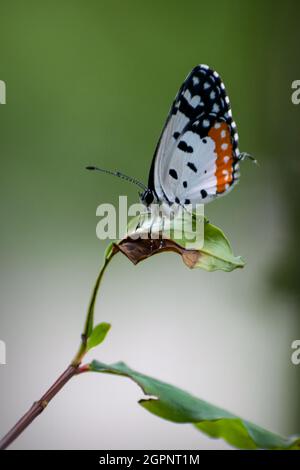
113 237 200 269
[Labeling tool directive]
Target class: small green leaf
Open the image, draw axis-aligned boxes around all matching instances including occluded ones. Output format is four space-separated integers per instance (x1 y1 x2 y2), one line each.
86 323 111 352
89 361 300 450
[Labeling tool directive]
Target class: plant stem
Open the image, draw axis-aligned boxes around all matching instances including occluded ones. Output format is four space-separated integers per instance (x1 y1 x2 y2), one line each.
0 364 80 450
71 248 116 366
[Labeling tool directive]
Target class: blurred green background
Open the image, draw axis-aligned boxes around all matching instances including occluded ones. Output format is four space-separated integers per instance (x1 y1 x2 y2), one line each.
0 0 299 449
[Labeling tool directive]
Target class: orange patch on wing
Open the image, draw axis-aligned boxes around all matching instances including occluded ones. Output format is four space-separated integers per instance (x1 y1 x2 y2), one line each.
208 122 233 193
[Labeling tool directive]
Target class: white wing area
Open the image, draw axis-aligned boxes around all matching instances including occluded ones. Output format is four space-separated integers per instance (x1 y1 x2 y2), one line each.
152 105 190 202
157 130 218 205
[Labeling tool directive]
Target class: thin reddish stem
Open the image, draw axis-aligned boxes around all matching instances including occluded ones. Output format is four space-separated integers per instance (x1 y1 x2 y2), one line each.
0 365 79 450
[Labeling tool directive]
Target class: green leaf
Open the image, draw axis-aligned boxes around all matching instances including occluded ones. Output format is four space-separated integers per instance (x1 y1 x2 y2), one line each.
89 361 300 450
86 323 111 352
194 220 244 272
116 214 244 272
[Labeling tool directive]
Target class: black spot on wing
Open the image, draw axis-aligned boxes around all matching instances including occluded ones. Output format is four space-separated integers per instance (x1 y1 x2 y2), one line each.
178 140 193 153
173 131 180 139
169 169 178 180
183 181 187 188
187 162 197 173
200 189 208 199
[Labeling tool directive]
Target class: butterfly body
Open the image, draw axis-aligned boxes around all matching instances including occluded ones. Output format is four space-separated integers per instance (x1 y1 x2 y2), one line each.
141 64 242 208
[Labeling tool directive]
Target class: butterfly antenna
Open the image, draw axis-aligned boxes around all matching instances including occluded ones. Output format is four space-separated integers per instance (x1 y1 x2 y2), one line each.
86 166 148 191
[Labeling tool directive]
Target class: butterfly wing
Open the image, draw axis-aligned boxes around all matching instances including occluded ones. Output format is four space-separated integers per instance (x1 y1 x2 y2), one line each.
148 64 240 205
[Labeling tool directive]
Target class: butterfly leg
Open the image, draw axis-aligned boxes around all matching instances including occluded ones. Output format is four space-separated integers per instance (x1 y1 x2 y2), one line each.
134 208 147 232
239 152 258 165
148 213 154 242
159 216 165 248
135 218 141 231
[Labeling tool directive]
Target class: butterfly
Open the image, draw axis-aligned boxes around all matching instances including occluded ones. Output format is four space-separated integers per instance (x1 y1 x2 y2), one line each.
87 64 251 208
